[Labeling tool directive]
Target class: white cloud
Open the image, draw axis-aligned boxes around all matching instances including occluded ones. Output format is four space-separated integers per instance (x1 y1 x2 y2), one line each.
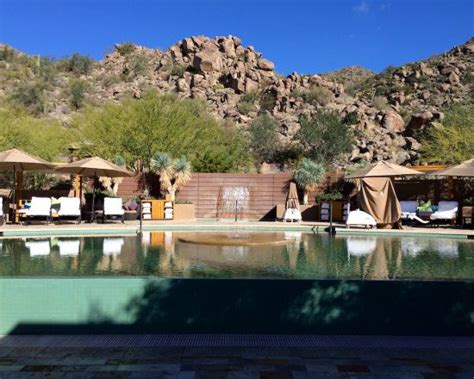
353 1 370 14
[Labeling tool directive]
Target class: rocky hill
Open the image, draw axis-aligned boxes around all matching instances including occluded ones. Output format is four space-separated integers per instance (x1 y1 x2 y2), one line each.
0 36 472 165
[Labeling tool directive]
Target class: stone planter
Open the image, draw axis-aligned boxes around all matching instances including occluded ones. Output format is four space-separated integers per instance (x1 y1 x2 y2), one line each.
174 203 196 220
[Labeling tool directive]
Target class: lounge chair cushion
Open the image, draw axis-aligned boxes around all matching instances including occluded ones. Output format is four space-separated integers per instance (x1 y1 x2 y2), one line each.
400 200 418 219
430 201 458 220
283 208 302 221
57 197 81 217
26 197 52 217
346 209 377 228
104 197 125 216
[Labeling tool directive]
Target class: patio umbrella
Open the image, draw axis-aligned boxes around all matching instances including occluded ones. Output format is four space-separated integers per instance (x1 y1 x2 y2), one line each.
55 156 133 219
286 182 300 210
431 158 474 177
0 148 56 210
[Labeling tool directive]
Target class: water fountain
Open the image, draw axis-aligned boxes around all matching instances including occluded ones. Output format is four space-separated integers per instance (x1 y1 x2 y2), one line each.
216 186 251 221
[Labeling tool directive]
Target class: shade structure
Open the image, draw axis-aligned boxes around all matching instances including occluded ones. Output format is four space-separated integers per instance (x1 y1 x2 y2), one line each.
55 157 133 221
358 177 402 224
432 158 474 177
286 182 300 210
0 149 56 171
346 161 423 179
0 149 57 213
55 156 133 178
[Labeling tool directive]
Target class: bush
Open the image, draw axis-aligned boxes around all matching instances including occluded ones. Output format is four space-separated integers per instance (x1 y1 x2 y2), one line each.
304 85 333 106
237 100 255 115
0 106 76 161
73 92 253 172
116 42 136 56
249 114 280 164
69 79 88 109
62 53 94 75
170 62 187 77
10 82 46 115
259 91 277 111
240 90 259 103
373 95 389 111
294 110 353 164
0 45 17 62
129 55 148 77
419 103 474 164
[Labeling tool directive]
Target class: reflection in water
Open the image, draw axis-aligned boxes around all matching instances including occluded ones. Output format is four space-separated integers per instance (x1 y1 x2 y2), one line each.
0 232 472 281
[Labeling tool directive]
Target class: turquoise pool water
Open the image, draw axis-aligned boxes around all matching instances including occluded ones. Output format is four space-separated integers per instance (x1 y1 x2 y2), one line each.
0 232 472 281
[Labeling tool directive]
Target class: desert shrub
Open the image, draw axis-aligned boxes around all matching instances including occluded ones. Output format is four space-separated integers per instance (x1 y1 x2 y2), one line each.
237 100 255 115
0 45 17 62
73 92 253 172
373 95 389 111
69 79 88 109
102 74 121 88
294 110 353 164
249 113 280 164
419 103 474 164
130 55 148 77
304 85 333 106
342 111 358 125
240 90 259 103
116 42 136 56
62 53 94 75
10 82 46 115
259 91 277 111
170 62 187 77
290 88 306 99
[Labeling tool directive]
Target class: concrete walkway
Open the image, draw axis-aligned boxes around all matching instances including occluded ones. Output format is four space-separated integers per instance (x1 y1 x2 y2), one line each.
0 334 473 378
1 219 473 238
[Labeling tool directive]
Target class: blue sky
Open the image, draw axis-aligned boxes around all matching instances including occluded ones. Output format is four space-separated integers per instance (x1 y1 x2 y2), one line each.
0 0 472 74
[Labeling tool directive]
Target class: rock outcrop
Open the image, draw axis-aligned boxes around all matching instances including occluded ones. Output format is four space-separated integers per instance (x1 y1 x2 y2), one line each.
0 36 473 167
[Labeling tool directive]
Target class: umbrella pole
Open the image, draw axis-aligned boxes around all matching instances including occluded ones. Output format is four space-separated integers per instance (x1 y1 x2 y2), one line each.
91 175 96 223
12 166 16 224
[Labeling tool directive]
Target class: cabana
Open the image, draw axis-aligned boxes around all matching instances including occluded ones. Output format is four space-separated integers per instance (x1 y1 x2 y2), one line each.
345 161 423 228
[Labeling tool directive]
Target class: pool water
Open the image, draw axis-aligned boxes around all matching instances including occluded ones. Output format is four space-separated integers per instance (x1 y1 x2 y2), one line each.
0 232 473 281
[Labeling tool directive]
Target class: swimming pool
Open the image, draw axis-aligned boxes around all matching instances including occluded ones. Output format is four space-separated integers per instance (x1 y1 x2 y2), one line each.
0 232 473 280
0 231 472 335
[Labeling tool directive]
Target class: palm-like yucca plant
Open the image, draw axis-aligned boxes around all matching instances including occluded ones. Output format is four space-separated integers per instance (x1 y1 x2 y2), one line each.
99 154 126 196
151 152 192 199
151 152 174 191
294 158 326 204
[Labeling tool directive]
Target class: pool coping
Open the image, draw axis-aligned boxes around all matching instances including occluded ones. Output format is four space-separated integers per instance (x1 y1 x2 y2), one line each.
0 223 472 239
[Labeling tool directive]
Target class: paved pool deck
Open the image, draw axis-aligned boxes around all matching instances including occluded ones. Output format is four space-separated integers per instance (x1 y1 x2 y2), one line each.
0 334 472 378
0 219 473 239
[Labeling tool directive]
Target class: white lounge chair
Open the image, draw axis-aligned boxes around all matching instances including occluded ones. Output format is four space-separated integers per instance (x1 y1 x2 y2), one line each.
400 200 429 225
430 201 459 225
103 197 125 223
103 237 124 256
57 197 81 224
346 236 377 256
346 209 377 229
283 208 302 222
25 239 51 257
21 197 52 224
58 239 80 257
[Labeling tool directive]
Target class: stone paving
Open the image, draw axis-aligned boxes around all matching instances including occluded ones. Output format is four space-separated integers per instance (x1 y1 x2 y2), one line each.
0 337 473 378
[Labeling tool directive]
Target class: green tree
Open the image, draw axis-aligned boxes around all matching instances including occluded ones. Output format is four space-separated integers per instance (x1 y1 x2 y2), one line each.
62 53 94 75
249 113 280 165
294 110 353 164
73 92 253 173
420 104 474 164
294 158 326 204
69 79 89 109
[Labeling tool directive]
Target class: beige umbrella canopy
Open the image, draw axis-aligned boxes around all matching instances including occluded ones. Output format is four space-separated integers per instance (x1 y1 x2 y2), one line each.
0 149 56 208
0 148 56 171
55 157 133 217
432 158 474 177
55 156 132 177
346 161 423 179
286 182 300 210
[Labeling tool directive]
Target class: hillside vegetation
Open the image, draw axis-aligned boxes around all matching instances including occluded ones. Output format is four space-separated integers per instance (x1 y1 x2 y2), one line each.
0 36 472 171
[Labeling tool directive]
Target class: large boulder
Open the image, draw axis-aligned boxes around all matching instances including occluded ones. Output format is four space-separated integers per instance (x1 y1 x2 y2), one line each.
257 59 275 71
192 45 222 72
382 110 405 133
